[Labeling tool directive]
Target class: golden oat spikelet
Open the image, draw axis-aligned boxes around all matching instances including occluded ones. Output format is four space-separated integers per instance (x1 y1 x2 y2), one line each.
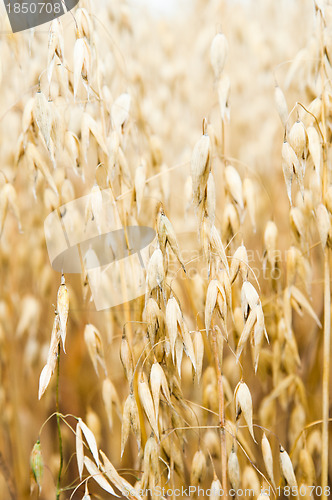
57 274 69 353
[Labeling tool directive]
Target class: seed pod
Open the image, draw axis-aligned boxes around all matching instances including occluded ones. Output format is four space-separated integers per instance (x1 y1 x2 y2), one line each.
228 447 240 491
230 245 249 283
279 445 298 488
191 133 211 207
73 37 91 100
289 120 307 159
121 393 141 457
222 202 240 239
298 449 316 486
241 281 260 316
30 439 44 494
57 275 69 353
143 298 161 346
138 373 159 439
261 433 276 488
316 203 330 249
150 362 170 421
157 207 186 272
190 450 206 486
84 324 106 376
111 93 131 133
166 296 183 360
210 32 228 79
146 248 165 295
235 381 256 442
274 85 288 128
120 334 134 382
289 206 305 244
38 363 53 400
242 466 260 497
282 141 301 205
225 165 243 209
209 478 222 500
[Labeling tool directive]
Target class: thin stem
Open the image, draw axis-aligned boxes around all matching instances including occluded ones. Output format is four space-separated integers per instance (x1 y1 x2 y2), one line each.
211 327 227 499
322 247 330 499
56 345 63 500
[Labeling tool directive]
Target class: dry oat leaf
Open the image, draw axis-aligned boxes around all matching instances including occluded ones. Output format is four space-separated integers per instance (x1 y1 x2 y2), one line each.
111 93 131 133
47 19 64 82
235 381 256 442
210 32 228 79
138 373 159 439
261 432 276 488
76 421 84 480
279 445 298 488
191 133 211 207
225 164 244 209
57 275 69 353
38 364 53 400
79 419 99 467
100 450 142 499
84 324 106 376
290 285 322 327
84 456 119 496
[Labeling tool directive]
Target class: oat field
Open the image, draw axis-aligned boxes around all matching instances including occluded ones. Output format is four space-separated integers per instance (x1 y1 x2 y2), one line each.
0 0 331 499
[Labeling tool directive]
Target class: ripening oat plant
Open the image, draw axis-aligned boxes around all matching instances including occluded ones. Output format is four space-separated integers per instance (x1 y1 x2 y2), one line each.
0 0 331 499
